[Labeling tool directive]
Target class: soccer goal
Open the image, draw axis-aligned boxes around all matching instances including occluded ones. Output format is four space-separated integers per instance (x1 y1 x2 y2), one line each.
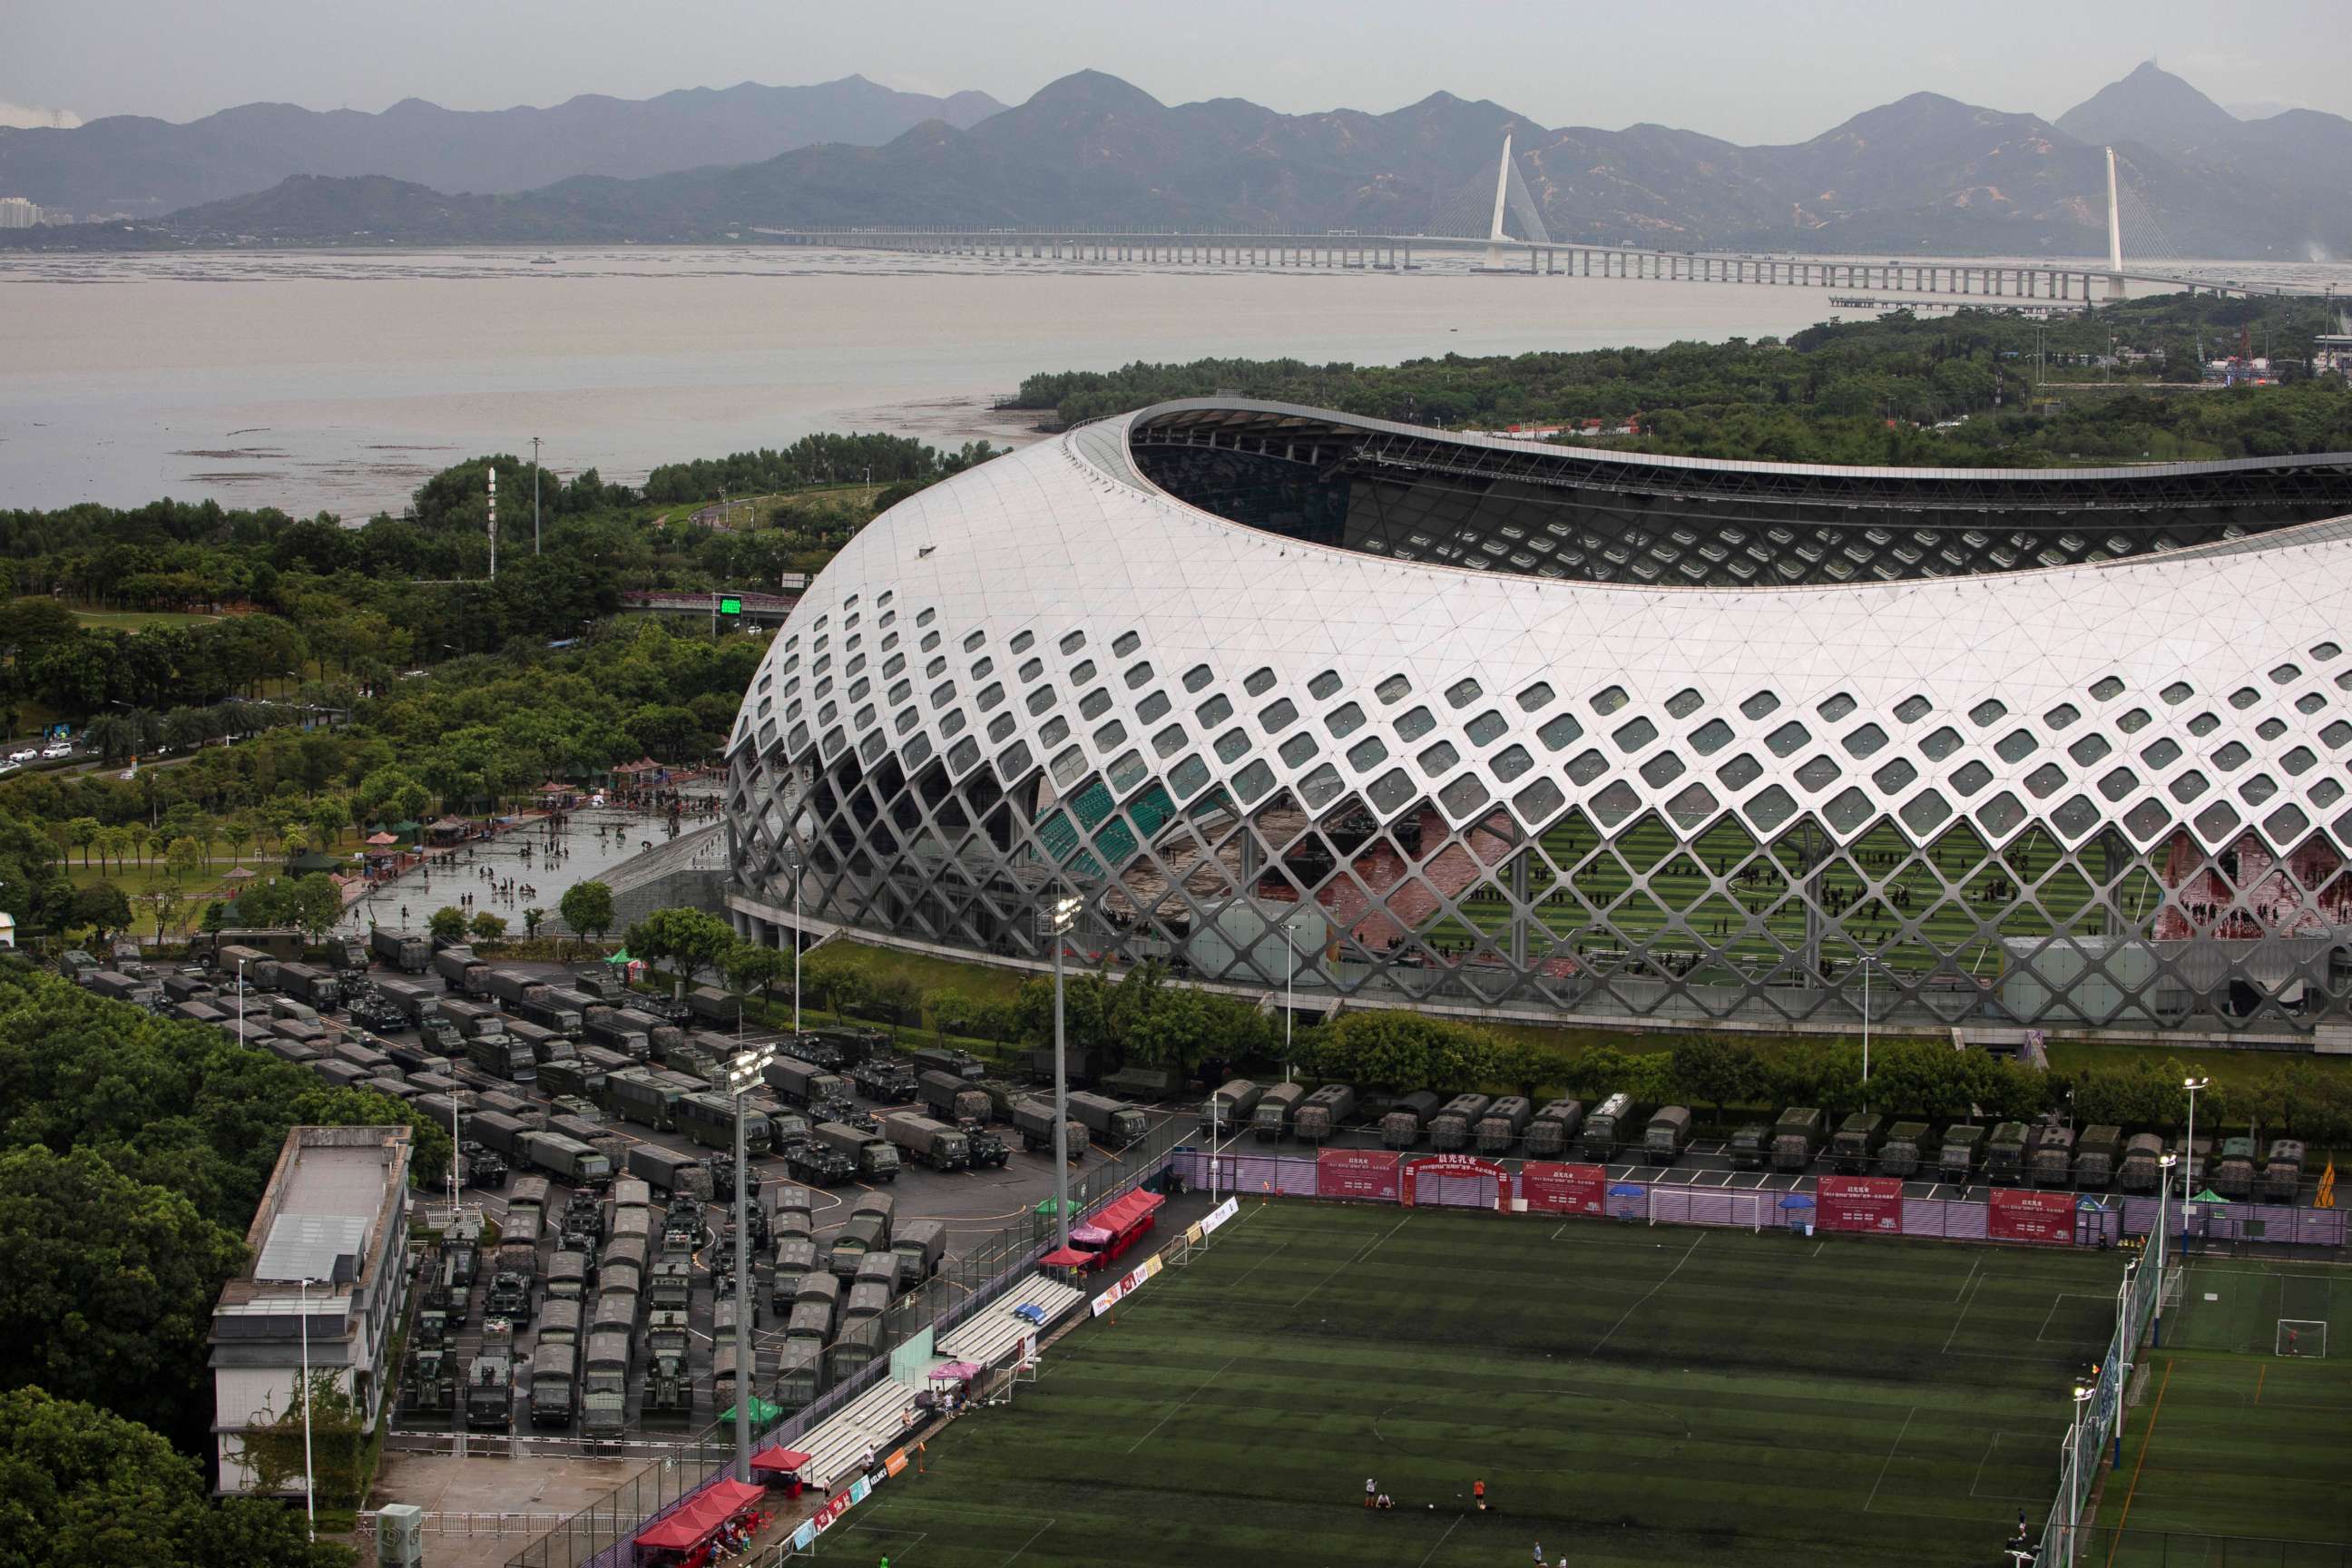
2276 1319 2328 1357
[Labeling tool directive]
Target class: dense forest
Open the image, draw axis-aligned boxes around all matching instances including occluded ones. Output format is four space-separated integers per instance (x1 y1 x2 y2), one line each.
1010 293 2352 466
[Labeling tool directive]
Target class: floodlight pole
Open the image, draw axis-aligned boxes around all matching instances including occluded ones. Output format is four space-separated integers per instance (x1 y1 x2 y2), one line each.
1050 897 1076 1252
726 1048 772 1483
238 957 248 1047
2151 1152 2175 1347
1283 915 1296 1085
1860 956 1871 1115
2181 1076 2207 1260
2066 1384 2094 1565
791 858 803 1038
297 1276 317 1541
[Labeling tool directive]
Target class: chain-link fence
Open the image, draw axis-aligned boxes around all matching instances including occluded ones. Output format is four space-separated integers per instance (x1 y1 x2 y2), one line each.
2036 1251 2163 1568
2057 1529 2352 1565
505 1113 1190 1568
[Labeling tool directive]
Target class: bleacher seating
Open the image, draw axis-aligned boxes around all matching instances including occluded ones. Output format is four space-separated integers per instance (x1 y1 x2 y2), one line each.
793 1376 927 1492
936 1275 1084 1367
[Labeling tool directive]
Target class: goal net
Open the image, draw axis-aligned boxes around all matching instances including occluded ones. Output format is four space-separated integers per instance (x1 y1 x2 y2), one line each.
2276 1319 2328 1357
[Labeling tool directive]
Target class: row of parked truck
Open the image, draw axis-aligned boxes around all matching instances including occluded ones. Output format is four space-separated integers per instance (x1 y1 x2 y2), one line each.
1199 1078 2309 1199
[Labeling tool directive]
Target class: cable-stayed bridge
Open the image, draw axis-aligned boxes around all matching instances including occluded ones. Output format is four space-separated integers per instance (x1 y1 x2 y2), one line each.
758 140 2320 302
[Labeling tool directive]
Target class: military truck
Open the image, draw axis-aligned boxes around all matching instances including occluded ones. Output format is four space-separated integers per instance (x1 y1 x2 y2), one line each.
1475 1096 1534 1156
605 1067 685 1131
1068 1091 1149 1148
1102 1064 1182 1102
1251 1082 1307 1142
965 1123 1010 1168
2030 1123 2077 1189
465 1322 514 1430
2117 1132 2166 1194
582 1010 653 1060
479 968 549 1009
918 1070 993 1125
2211 1137 2259 1200
370 928 433 974
2261 1139 2305 1202
813 1121 900 1181
1984 1122 2037 1186
1524 1098 1587 1160
465 1031 537 1083
1877 1122 1933 1179
891 1218 947 1287
538 1059 608 1102
622 1143 707 1197
825 1316 883 1384
1772 1108 1828 1172
829 1212 889 1280
851 1055 922 1102
1202 1079 1264 1137
1830 1113 1886 1175
775 1337 825 1411
762 1055 848 1108
1579 1094 1634 1161
579 1331 632 1436
2074 1125 2124 1190
513 995 585 1039
846 1278 893 1321
275 963 342 1011
1937 1124 1986 1182
1293 1084 1358 1145
194 927 308 965
1024 1044 1099 1087
1010 1097 1088 1159
1378 1090 1443 1150
1430 1093 1494 1154
881 1111 972 1171
432 946 485 994
1726 1122 1774 1171
528 1339 577 1428
1642 1106 1695 1166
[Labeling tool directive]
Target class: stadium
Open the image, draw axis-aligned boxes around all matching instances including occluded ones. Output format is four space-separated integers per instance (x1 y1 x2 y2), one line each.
721 398 2352 1037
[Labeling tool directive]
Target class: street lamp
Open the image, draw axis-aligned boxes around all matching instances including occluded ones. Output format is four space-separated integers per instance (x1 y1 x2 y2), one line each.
295 1277 320 1540
2180 1075 2209 1259
238 957 249 1048
787 852 805 1038
723 1044 778 1482
2066 1382 2096 1564
1045 895 1082 1251
1857 954 1877 1114
2151 1152 2178 1346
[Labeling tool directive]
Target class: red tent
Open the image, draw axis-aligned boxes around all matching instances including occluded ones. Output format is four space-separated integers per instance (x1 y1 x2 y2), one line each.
632 1478 765 1551
1088 1189 1163 1234
748 1446 812 1475
1037 1246 1093 1268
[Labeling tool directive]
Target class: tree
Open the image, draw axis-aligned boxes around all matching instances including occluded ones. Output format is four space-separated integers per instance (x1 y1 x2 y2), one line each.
0 1386 355 1568
468 911 507 944
71 881 134 942
558 879 616 950
65 816 101 867
628 906 735 989
0 1147 248 1446
307 796 347 855
165 835 207 887
290 873 343 942
723 942 789 1007
426 906 468 944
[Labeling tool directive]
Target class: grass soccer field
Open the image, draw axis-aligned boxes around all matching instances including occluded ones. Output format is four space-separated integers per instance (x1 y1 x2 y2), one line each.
828 1202 2129 1568
2088 1258 2352 1563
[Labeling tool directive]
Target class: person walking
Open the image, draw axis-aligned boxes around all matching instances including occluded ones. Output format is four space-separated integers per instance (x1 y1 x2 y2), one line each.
1474 1478 1487 1512
1365 1476 1377 1509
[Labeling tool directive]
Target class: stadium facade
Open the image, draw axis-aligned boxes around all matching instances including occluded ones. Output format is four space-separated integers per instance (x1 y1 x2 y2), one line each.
723 399 2352 1037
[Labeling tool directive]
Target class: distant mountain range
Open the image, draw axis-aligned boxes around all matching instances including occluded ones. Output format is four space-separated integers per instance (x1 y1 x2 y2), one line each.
0 75 1004 216
8 62 2347 258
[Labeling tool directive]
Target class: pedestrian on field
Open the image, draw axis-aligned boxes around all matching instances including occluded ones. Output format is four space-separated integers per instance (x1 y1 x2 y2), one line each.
1474 1478 1487 1512
1366 1476 1377 1508
1533 1544 1546 1566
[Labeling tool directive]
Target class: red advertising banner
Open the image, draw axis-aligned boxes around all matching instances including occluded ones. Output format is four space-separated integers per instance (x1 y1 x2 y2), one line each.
1315 1148 1401 1202
1988 1188 2078 1246
1817 1175 1904 1235
1518 1161 1607 1216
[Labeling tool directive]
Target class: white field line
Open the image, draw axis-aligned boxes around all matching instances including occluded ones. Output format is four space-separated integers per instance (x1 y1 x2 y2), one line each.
1289 1215 1413 1310
1124 1356 1240 1454
1589 1232 1706 1357
1862 1405 1918 1514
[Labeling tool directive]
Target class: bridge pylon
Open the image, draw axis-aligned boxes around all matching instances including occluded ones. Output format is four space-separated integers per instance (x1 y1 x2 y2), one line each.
2102 147 2128 303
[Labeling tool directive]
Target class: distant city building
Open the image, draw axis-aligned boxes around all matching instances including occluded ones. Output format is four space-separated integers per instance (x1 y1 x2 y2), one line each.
37 210 72 226
2318 335 2352 381
210 1124 411 1495
0 198 41 229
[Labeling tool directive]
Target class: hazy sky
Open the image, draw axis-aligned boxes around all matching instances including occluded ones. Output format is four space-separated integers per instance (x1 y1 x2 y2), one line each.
8 0 2346 140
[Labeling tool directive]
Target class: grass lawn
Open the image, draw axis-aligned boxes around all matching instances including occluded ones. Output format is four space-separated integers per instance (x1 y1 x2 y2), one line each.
833 1203 2126 1568
68 608 223 632
2086 1257 2352 1562
825 937 1028 1006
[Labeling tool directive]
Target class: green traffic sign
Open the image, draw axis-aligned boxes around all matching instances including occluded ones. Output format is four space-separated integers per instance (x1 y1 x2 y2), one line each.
719 596 743 615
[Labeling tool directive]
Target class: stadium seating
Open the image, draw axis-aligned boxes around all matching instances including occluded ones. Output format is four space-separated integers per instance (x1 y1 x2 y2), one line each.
794 1376 929 1492
936 1274 1084 1367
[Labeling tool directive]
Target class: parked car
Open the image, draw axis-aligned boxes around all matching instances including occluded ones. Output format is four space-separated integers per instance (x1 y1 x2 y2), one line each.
5 749 35 763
